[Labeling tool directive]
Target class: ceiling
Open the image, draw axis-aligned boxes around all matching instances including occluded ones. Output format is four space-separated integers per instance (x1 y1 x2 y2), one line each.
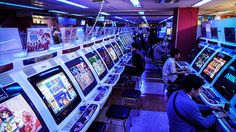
0 0 236 24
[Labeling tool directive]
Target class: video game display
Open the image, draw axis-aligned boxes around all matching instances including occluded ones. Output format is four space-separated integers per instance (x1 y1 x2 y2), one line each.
85 51 108 80
192 48 214 72
213 61 236 101
105 45 118 63
97 46 114 70
66 57 97 96
201 53 231 83
224 27 236 43
187 45 204 64
111 42 123 58
0 83 48 132
28 66 81 124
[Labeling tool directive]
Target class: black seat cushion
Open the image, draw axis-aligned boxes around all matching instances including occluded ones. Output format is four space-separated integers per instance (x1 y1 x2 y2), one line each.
106 105 131 120
117 77 128 84
87 121 106 132
122 90 141 99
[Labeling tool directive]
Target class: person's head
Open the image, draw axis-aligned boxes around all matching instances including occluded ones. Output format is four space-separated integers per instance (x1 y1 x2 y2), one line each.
182 74 205 98
170 48 180 59
131 42 139 51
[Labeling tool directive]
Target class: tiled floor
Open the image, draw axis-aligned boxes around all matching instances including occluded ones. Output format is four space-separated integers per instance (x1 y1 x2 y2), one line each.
95 57 169 132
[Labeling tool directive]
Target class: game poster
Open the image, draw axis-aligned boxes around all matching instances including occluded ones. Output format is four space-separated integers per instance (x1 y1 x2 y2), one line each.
60 27 78 44
0 94 42 132
27 28 52 52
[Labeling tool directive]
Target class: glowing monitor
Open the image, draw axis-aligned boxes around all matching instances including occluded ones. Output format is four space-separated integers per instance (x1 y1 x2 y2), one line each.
111 42 123 58
85 51 107 80
105 45 118 63
96 46 114 70
28 66 81 124
66 57 97 96
213 61 236 101
0 83 48 131
166 27 172 36
187 45 204 64
201 53 231 83
192 48 214 72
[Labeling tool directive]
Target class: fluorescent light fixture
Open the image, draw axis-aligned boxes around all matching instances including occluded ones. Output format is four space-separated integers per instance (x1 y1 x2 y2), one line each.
192 0 212 7
48 10 68 14
71 14 83 17
138 11 145 15
0 2 44 10
124 19 129 22
56 0 88 8
217 11 232 15
114 16 123 19
100 12 110 16
130 0 141 7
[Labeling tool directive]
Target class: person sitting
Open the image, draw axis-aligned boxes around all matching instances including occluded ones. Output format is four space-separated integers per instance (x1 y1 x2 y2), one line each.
167 74 226 132
162 48 186 84
123 42 145 77
153 41 168 63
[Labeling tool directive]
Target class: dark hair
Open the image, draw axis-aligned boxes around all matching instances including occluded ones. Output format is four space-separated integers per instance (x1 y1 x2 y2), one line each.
182 74 205 93
170 48 180 58
131 42 139 49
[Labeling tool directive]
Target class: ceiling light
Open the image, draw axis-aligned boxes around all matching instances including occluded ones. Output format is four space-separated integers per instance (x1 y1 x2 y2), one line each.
48 10 68 14
100 12 110 15
0 2 44 10
114 16 123 19
56 0 88 8
130 0 141 7
192 0 212 7
71 14 83 17
138 11 145 15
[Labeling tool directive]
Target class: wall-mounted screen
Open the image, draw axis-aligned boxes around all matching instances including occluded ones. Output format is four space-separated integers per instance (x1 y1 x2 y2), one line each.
201 53 231 83
111 42 123 58
105 44 118 63
80 20 86 26
66 57 97 96
97 46 114 70
211 27 218 39
224 27 236 43
166 27 172 36
187 44 204 64
192 48 214 72
58 17 76 25
28 66 81 124
0 83 49 131
85 51 107 80
213 61 236 101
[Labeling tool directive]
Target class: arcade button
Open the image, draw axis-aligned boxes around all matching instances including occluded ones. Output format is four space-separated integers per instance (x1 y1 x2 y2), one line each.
80 106 87 111
97 86 103 90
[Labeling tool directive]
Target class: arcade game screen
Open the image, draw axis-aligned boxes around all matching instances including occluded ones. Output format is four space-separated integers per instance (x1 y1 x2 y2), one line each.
66 57 97 96
85 51 108 80
0 83 48 132
28 66 81 124
166 27 172 36
116 39 125 53
224 27 236 43
105 45 118 63
111 42 123 58
97 46 114 70
201 53 231 83
213 61 236 101
187 45 204 64
192 48 214 72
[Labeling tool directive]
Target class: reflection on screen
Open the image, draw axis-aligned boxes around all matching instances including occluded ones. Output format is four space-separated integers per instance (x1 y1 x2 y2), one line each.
97 47 114 70
111 42 122 58
201 53 231 83
187 45 203 64
106 45 118 62
192 48 214 72
88 54 106 76
70 62 95 90
214 61 236 101
36 72 77 115
0 94 43 132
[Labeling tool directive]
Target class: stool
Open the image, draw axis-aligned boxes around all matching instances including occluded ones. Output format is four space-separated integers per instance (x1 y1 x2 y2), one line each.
121 89 142 113
87 121 106 132
106 105 131 132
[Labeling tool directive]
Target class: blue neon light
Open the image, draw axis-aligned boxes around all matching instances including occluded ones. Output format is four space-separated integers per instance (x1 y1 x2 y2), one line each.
0 2 44 10
48 10 68 14
56 0 88 9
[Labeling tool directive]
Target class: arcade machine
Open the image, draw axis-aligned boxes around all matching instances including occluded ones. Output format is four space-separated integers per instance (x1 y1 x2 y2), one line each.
12 60 100 131
198 48 236 131
80 45 120 87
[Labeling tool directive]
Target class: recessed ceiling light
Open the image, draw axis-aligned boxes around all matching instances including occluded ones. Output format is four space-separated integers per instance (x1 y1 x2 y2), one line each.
56 0 88 9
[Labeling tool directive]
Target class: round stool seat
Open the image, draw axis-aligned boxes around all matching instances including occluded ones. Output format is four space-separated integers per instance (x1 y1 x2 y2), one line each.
106 105 131 120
